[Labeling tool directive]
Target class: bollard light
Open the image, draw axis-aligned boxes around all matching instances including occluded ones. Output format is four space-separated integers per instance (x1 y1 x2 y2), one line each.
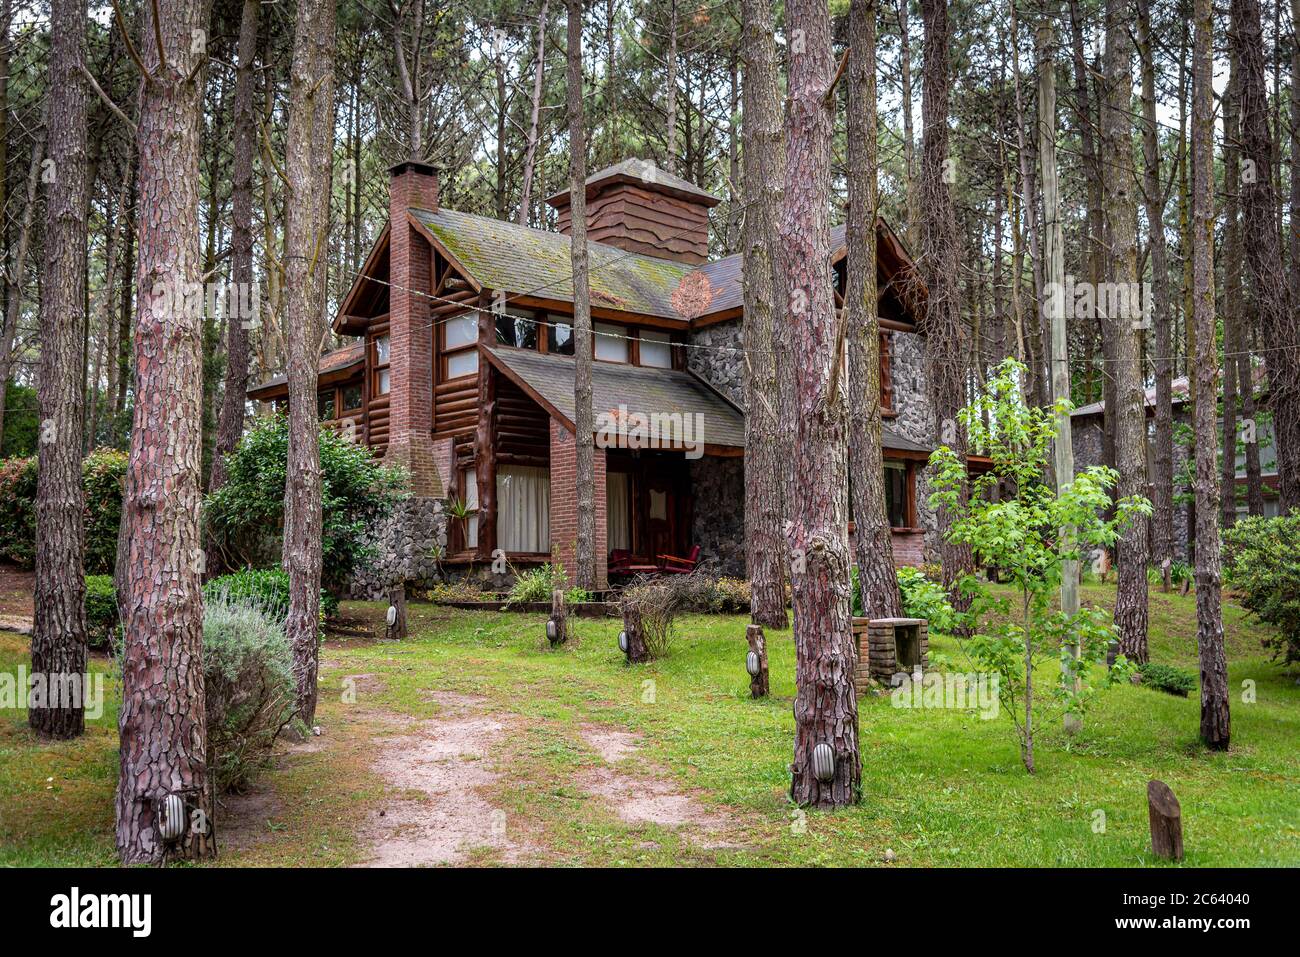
811 743 836 783
158 793 187 842
546 619 557 642
745 650 761 677
386 605 398 627
618 630 629 653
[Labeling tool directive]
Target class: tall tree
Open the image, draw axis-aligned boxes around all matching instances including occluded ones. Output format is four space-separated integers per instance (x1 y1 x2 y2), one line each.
1222 58 1243 527
1232 0 1300 512
568 0 596 590
847 0 900 619
31 0 90 739
516 0 548 226
1189 0 1229 749
209 0 259 492
1102 0 1150 663
919 0 973 601
780 0 859 808
1138 0 1175 579
115 0 217 863
282 0 337 727
741 0 788 629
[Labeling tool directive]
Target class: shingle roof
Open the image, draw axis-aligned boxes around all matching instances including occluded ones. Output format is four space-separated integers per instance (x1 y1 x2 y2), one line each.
413 206 698 320
248 342 364 398
485 345 746 449
880 427 934 455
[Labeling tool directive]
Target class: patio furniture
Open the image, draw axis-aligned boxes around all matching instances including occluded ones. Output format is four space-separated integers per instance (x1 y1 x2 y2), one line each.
656 544 701 574
608 549 660 576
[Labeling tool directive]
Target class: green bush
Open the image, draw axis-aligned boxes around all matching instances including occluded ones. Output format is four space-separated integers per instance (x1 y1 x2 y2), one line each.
204 568 339 624
505 562 569 604
896 566 956 632
0 449 126 573
203 597 296 792
84 575 118 650
1223 512 1300 664
1137 662 1195 697
204 415 407 588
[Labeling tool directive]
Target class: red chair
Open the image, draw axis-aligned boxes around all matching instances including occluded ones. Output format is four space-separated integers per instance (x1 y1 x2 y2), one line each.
609 550 660 575
657 545 701 574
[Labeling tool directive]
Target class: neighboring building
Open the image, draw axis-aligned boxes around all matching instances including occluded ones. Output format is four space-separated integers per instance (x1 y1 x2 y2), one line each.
1070 370 1279 561
251 158 956 593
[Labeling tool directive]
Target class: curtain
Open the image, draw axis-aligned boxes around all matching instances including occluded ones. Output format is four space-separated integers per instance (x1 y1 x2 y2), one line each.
462 469 479 548
607 472 631 550
497 465 550 553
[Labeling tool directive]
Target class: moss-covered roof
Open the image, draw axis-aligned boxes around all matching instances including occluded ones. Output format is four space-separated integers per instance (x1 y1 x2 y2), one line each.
412 206 699 320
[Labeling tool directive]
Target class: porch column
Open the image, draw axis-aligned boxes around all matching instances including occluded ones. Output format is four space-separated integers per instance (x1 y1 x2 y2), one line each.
549 417 608 588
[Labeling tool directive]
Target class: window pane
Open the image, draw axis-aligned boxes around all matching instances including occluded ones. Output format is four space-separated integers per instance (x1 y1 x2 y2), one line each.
318 391 336 420
377 368 390 395
547 317 574 355
639 329 673 368
447 349 478 378
446 313 477 349
884 463 907 527
594 322 628 362
341 384 363 411
461 470 478 548
495 310 537 349
374 334 390 364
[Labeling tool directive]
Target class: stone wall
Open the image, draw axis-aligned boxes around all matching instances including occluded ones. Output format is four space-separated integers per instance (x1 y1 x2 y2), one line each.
888 331 942 561
686 319 745 407
348 496 448 598
689 455 745 576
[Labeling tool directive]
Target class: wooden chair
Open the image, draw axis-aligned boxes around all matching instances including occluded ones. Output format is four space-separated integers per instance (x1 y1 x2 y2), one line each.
657 544 701 574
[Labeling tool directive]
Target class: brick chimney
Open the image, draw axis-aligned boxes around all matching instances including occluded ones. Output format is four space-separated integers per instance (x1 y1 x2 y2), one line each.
546 158 720 265
385 160 442 498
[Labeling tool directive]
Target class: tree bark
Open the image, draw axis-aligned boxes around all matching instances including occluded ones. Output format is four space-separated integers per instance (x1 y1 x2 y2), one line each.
1189 0 1230 751
897 0 917 249
31 0 90 740
568 0 596 590
281 0 336 727
116 0 217 864
209 0 259 493
741 0 789 629
780 0 859 809
0 130 43 447
847 0 900 620
1232 0 1300 512
517 0 548 227
1222 58 1243 528
919 0 973 602
1147 779 1185 860
1103 0 1150 664
746 623 769 698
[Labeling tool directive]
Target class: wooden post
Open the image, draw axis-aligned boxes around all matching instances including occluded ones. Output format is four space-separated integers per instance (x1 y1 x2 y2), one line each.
1147 779 1184 861
746 623 769 698
623 605 648 663
386 583 407 641
548 588 567 645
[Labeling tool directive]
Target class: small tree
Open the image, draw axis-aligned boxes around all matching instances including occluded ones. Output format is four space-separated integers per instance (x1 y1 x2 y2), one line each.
928 360 1148 772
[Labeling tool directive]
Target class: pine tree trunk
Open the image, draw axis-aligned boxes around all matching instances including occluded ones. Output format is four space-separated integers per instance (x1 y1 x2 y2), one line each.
31 0 89 740
1232 0 1300 512
1222 59 1243 528
568 0 596 590
741 0 789 629
517 0 548 227
1103 0 1150 664
897 0 917 249
919 0 973 602
116 0 217 864
847 0 900 620
281 0 336 728
209 0 259 493
1190 0 1230 750
0 131 42 447
781 0 859 809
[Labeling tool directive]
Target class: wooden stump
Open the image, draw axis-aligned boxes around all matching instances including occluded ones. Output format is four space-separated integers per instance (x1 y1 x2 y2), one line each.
386 584 407 641
623 606 649 663
746 624 769 698
548 589 567 646
1147 779 1184 861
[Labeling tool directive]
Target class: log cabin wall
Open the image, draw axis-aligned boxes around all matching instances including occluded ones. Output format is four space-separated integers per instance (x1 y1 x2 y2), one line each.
364 317 390 453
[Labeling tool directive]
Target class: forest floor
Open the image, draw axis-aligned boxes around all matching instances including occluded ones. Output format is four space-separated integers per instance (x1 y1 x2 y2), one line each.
1 582 1297 867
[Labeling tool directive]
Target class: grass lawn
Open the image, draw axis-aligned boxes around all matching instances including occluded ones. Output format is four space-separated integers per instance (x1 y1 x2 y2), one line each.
1 583 1297 867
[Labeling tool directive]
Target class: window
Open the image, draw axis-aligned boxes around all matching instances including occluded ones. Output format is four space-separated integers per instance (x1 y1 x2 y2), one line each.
341 383 363 413
496 466 550 552
547 316 574 355
443 313 478 379
639 329 673 368
884 462 909 528
318 390 337 420
460 469 479 549
606 472 631 551
495 309 537 349
594 322 628 362
373 334 390 395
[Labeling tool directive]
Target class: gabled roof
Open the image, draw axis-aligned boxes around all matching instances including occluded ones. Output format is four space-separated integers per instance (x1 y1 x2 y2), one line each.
1071 363 1268 418
545 158 722 208
248 343 364 400
484 345 746 449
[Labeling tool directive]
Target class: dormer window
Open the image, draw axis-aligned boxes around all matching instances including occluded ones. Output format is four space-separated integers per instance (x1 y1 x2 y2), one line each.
639 329 673 369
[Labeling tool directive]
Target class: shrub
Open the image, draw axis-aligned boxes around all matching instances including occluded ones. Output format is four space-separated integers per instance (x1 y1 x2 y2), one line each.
896 566 956 632
204 568 338 625
0 450 126 573
203 597 296 792
1137 662 1195 697
505 562 568 604
1222 512 1300 664
426 579 490 603
84 575 119 650
618 574 706 659
204 415 407 588
564 586 594 604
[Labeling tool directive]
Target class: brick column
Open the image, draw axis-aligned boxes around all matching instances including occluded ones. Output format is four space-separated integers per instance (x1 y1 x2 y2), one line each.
549 418 607 588
385 160 442 497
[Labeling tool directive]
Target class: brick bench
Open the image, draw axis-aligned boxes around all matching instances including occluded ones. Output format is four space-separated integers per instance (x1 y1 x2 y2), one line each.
852 617 929 694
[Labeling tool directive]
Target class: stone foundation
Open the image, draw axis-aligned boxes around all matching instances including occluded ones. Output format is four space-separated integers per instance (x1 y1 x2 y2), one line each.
852 617 929 693
348 496 448 598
